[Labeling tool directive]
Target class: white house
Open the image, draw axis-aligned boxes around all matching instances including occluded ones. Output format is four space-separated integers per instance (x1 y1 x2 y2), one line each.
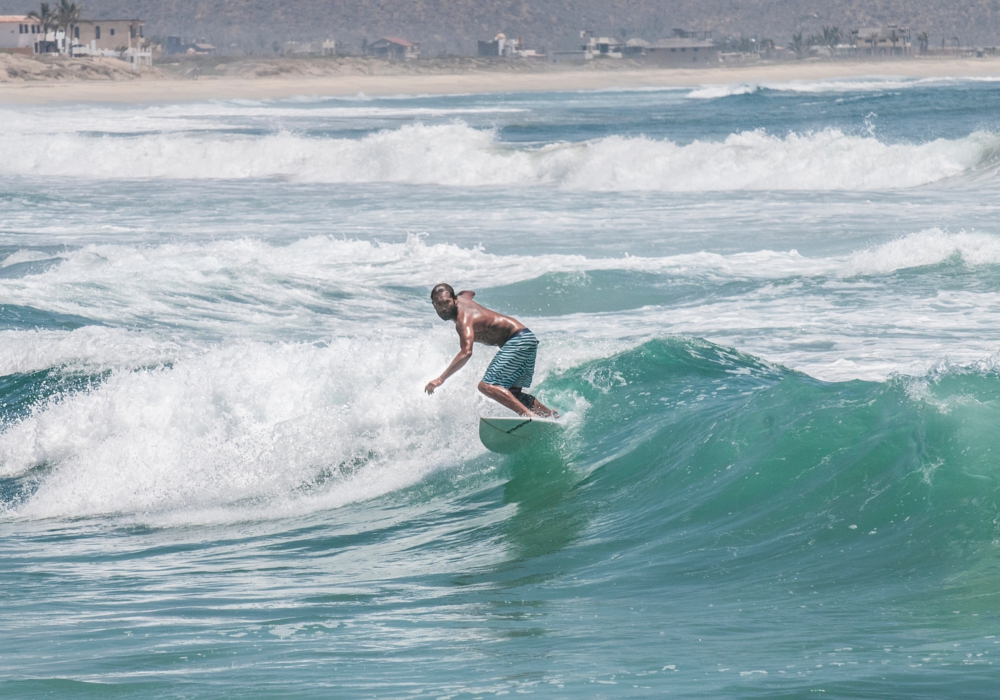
0 15 41 54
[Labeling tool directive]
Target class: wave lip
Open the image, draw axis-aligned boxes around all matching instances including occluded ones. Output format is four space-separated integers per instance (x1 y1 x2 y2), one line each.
1 119 996 191
686 84 758 99
843 229 1000 276
690 76 963 97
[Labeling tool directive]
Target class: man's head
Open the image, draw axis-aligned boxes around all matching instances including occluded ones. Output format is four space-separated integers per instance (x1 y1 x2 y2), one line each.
431 283 458 320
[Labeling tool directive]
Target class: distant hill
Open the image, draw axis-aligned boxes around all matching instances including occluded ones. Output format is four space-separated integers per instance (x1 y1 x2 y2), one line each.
4 0 1000 55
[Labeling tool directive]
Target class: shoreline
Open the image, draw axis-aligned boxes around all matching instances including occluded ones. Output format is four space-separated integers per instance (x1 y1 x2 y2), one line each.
2 57 1000 104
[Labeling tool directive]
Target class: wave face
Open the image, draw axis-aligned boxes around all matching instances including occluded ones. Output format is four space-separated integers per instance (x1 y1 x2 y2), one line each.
5 79 1000 698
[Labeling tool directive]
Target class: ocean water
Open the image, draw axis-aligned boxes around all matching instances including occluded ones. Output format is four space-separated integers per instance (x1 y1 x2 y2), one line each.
2 75 1000 697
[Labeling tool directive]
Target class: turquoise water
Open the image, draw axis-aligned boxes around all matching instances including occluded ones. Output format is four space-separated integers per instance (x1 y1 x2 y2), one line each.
2 77 1000 697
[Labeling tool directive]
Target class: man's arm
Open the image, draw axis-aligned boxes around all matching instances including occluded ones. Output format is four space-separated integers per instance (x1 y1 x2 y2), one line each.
425 318 475 394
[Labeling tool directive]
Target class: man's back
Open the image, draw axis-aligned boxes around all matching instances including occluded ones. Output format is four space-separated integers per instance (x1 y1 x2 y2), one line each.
455 292 525 347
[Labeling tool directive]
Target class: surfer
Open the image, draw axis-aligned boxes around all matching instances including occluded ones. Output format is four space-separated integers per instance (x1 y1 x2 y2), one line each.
425 283 557 418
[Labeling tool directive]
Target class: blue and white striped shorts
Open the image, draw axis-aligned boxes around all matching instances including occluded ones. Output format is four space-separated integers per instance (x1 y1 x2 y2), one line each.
482 329 538 389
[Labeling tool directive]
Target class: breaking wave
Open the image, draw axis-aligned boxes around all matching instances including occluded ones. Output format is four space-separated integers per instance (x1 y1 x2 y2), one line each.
2 121 997 191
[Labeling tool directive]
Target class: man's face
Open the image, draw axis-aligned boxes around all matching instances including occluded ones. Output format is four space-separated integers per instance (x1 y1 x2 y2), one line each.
432 293 458 321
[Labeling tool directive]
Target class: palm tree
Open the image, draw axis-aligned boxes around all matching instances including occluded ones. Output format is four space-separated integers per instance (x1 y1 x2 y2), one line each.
27 3 56 52
868 31 880 56
53 0 82 55
889 29 900 55
788 32 806 59
822 26 841 55
917 32 930 55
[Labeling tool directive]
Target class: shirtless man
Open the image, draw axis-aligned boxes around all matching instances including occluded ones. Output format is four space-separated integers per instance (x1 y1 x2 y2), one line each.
424 283 556 418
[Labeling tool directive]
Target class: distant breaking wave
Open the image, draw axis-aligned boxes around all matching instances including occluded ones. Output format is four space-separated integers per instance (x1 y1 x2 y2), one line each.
2 121 997 191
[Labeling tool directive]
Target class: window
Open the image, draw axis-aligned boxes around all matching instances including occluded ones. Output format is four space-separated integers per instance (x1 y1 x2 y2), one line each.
74 26 79 39
95 26 100 39
110 28 114 36
693 47 699 52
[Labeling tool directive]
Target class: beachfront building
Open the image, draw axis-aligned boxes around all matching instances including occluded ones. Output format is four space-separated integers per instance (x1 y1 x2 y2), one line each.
164 36 215 55
367 37 419 60
582 32 623 59
646 37 720 66
283 40 338 56
70 19 145 52
853 26 911 55
552 30 649 62
0 15 41 55
623 38 650 57
477 33 543 58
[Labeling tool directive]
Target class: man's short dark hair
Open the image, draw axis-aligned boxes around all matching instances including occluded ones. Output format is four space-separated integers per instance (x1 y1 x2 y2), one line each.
431 283 456 300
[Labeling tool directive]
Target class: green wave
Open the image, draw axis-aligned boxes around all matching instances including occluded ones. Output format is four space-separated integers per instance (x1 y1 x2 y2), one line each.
536 338 1000 612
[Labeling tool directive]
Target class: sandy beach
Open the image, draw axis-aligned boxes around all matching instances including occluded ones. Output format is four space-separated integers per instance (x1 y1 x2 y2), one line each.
1 55 1000 104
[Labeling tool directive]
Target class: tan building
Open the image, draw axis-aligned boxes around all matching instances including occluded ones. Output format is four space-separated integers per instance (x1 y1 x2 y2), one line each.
646 38 719 66
71 19 145 51
0 15 41 54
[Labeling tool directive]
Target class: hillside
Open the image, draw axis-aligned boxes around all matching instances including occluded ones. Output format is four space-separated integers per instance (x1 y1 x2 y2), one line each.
3 0 999 55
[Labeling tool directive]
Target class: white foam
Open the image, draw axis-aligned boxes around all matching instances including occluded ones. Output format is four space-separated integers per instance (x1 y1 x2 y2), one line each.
0 327 180 377
0 114 994 191
0 337 478 519
4 232 998 346
0 235 851 350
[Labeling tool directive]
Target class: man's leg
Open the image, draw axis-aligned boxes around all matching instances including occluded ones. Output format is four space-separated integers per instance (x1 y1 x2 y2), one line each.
479 381 536 417
511 387 558 418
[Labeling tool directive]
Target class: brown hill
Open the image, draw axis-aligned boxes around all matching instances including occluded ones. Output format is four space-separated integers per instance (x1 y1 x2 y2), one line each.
3 1 999 55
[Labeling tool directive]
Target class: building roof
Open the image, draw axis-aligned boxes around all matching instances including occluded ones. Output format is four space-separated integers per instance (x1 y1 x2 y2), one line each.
0 15 34 22
379 37 416 47
625 38 650 47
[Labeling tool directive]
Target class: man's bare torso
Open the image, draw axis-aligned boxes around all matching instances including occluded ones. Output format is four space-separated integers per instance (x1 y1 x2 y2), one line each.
455 291 525 347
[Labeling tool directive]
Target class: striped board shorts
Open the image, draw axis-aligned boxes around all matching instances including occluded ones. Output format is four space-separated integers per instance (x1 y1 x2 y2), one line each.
482 329 538 389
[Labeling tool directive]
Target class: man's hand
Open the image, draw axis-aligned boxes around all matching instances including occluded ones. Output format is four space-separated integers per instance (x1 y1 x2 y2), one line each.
425 378 444 395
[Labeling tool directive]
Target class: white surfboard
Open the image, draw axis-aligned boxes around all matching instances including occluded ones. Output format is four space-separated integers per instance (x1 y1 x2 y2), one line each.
479 416 563 454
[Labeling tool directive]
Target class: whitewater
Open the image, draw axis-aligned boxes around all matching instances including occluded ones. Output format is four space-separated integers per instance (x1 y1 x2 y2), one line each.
2 77 1000 698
